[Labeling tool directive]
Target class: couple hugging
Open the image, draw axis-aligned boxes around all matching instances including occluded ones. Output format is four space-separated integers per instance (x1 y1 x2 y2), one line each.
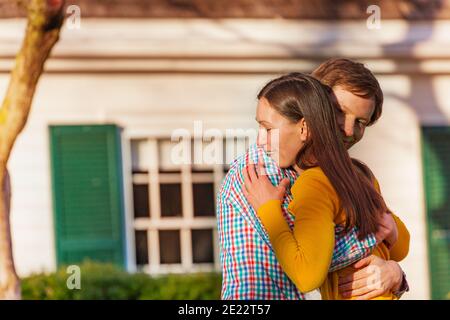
216 58 410 300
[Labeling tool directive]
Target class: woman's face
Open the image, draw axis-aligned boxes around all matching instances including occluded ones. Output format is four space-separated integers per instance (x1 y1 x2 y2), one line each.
255 88 375 167
332 86 376 150
256 97 305 168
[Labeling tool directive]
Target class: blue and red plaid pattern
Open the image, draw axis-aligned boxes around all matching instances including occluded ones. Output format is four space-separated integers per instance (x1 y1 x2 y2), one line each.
217 144 377 300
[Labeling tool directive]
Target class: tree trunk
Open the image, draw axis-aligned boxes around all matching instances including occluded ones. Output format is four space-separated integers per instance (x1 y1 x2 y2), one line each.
0 170 19 299
0 0 65 300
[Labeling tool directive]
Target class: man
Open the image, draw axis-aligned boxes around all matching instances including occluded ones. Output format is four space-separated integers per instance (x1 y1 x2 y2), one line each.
216 58 409 300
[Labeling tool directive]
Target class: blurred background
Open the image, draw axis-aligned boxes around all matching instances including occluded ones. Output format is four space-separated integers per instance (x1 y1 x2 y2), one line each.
0 0 449 300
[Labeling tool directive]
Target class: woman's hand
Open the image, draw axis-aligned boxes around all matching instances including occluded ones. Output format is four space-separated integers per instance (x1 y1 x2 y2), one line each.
375 211 398 249
242 158 291 211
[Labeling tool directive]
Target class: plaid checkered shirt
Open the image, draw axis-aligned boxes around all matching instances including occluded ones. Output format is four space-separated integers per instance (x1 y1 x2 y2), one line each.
217 143 377 300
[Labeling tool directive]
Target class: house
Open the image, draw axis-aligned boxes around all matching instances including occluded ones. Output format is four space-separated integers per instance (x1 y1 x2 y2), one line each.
0 0 449 299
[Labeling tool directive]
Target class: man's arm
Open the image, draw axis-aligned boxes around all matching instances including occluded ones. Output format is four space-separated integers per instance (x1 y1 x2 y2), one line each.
216 187 239 300
337 255 409 299
217 170 275 300
337 214 410 299
328 205 410 272
329 226 377 272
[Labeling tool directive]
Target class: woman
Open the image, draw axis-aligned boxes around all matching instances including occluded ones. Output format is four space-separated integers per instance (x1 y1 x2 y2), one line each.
242 73 409 299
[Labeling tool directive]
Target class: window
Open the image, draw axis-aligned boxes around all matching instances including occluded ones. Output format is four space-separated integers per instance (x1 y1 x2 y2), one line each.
159 230 181 264
135 230 149 265
131 137 248 274
160 183 183 217
133 184 149 218
193 183 215 217
192 229 214 263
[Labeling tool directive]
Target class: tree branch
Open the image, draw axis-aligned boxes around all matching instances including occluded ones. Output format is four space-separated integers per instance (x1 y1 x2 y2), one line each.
0 0 65 165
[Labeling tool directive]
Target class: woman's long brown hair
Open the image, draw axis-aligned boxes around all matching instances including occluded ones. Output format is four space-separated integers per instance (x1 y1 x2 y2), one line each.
258 72 387 239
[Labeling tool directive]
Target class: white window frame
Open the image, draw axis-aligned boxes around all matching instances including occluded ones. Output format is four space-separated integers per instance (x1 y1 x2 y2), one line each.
124 133 226 274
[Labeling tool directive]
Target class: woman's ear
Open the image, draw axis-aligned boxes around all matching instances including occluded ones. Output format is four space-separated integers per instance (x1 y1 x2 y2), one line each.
298 118 309 142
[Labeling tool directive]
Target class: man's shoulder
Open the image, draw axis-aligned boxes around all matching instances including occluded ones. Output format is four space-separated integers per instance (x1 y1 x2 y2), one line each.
230 143 258 168
218 145 259 201
218 143 289 201
218 157 246 200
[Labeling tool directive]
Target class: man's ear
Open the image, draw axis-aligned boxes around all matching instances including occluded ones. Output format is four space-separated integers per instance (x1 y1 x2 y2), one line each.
298 118 309 142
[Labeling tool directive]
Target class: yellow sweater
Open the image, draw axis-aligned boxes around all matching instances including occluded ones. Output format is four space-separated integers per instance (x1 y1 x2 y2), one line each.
257 166 410 300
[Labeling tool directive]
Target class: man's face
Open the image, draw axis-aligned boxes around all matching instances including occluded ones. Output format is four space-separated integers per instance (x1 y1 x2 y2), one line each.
255 97 305 168
332 86 376 149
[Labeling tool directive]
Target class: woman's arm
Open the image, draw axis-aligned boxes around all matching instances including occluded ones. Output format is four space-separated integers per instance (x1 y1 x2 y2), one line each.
373 179 410 261
256 169 337 293
389 214 410 261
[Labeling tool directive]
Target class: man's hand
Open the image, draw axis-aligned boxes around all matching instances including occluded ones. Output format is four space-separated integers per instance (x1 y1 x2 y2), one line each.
337 255 403 300
375 211 398 248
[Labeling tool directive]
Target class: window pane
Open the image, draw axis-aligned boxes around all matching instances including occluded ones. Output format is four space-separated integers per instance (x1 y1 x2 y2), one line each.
192 137 223 169
133 184 150 218
160 183 182 217
159 169 181 174
135 230 149 266
159 230 181 264
192 229 214 263
159 139 184 172
193 183 215 217
131 139 150 172
191 168 213 174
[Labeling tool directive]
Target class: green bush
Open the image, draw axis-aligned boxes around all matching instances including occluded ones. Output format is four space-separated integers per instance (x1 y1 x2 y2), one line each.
21 261 222 300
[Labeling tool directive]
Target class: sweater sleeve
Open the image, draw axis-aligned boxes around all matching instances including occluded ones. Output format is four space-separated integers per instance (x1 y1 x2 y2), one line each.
389 214 410 261
256 169 337 293
373 179 410 261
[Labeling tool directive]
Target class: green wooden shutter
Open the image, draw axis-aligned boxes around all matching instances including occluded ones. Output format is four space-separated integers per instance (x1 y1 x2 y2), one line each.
422 127 450 300
50 125 126 268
